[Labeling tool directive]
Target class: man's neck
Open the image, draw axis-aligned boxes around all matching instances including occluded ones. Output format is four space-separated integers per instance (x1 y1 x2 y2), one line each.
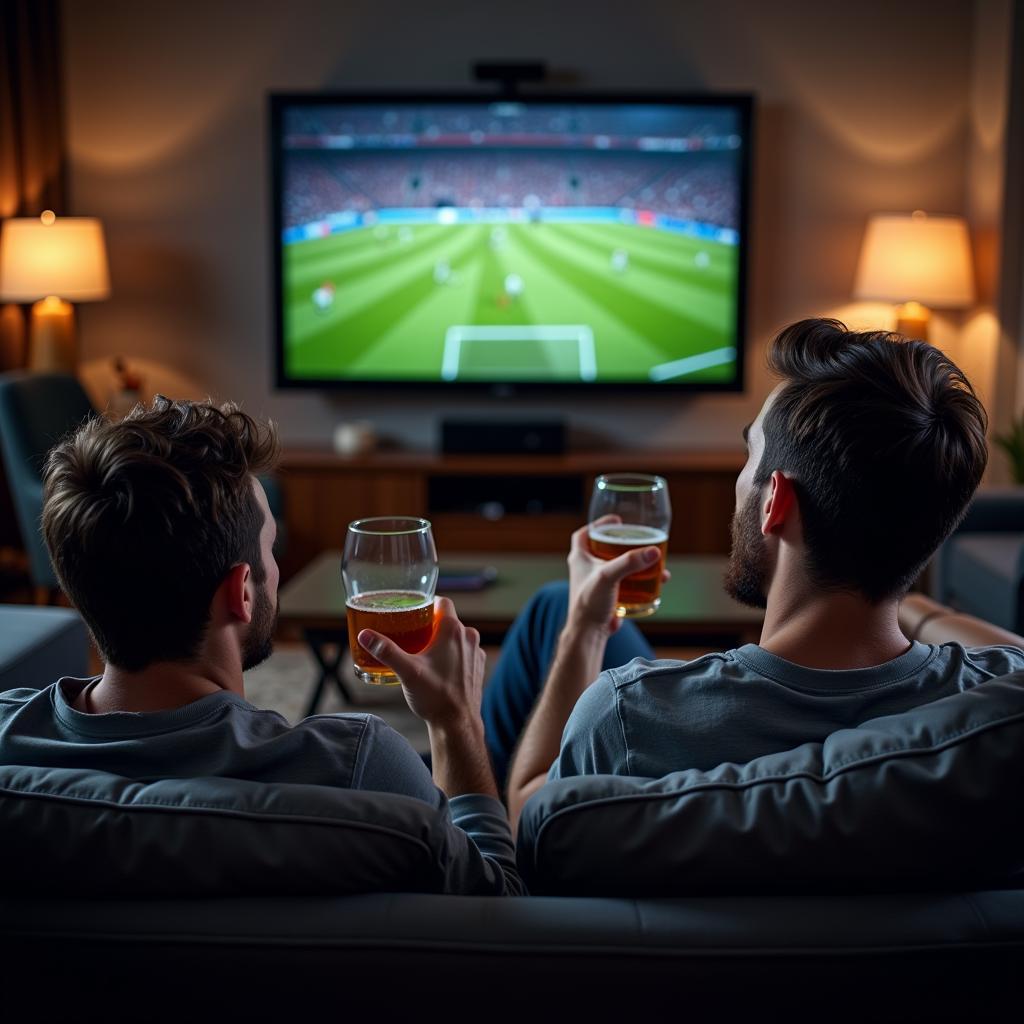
758 581 911 671
75 661 243 714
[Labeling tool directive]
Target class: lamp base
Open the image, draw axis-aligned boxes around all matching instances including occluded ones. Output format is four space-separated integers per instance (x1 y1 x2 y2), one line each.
894 301 931 342
28 296 76 372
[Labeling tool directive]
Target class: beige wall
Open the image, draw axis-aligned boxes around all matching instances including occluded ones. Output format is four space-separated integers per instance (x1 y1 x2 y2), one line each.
63 0 985 450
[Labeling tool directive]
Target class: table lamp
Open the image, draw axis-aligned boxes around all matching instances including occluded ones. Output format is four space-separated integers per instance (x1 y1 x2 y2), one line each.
853 211 974 341
0 211 110 371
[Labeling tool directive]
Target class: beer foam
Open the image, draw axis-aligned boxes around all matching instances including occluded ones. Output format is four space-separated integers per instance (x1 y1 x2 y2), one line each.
588 523 668 546
346 590 433 612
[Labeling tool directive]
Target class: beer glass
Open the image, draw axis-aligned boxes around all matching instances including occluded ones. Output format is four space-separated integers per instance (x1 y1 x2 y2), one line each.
342 517 438 684
588 474 671 618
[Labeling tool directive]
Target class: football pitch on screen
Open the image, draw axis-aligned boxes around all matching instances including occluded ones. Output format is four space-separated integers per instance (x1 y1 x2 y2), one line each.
283 221 738 383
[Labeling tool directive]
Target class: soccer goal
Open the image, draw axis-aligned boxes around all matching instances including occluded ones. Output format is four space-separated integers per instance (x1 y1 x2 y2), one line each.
441 325 597 382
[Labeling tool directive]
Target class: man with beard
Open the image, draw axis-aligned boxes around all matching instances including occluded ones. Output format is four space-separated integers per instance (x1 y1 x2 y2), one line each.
0 397 519 893
436 318 1020 825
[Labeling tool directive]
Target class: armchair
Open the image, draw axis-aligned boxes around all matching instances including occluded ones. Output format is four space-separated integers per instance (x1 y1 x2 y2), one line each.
0 371 95 601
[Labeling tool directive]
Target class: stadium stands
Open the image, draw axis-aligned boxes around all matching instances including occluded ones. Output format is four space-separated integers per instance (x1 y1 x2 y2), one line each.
284 150 738 229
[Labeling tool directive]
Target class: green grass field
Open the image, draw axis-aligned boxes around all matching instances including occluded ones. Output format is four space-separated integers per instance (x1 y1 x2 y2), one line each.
283 221 738 383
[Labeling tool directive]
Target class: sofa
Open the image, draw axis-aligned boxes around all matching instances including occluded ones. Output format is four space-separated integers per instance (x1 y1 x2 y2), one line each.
0 603 88 691
933 487 1024 632
2 593 1023 1021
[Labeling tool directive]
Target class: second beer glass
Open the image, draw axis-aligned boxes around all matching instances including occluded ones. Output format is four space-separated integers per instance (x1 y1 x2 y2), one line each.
588 474 671 618
342 517 438 684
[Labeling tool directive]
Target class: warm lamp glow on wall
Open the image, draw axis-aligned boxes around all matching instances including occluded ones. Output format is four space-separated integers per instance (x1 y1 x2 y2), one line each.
0 211 110 371
853 211 974 341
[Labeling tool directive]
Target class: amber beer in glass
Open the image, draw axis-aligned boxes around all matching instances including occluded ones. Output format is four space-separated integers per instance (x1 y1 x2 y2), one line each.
342 517 438 684
588 474 671 618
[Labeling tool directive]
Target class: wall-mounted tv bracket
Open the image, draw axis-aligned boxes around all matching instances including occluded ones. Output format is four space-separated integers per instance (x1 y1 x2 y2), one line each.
472 61 548 97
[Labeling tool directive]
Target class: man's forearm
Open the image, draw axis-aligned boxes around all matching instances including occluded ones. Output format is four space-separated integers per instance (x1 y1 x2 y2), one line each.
506 620 607 820
428 716 499 800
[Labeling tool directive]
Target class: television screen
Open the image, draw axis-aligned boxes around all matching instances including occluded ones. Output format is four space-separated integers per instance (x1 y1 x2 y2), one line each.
271 94 751 391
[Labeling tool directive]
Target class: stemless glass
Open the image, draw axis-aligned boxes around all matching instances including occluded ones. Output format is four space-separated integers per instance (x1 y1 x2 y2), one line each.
342 517 438 685
588 474 671 618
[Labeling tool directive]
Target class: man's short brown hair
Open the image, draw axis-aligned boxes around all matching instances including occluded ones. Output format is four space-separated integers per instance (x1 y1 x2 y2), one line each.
756 319 988 601
42 397 280 670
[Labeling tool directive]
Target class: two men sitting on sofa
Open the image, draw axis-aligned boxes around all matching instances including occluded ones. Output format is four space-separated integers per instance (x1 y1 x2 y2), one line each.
371 318 1020 825
1 317 1018 896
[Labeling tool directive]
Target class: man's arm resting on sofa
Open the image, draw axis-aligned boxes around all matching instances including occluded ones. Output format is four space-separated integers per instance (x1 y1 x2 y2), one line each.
360 601 524 894
445 792 525 895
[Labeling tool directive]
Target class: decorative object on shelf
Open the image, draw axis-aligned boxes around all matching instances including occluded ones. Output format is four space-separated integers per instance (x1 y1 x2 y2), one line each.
853 211 974 341
332 420 376 456
0 211 110 372
993 415 1024 485
107 356 145 420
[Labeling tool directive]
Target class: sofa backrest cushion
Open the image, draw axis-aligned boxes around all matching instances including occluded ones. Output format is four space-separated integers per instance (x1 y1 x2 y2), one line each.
0 766 491 897
518 674 1024 895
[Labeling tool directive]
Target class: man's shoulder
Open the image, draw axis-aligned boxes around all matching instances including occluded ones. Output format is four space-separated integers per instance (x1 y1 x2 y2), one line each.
0 681 63 722
604 651 742 691
294 709 401 742
937 641 1024 680
0 685 51 705
243 706 404 755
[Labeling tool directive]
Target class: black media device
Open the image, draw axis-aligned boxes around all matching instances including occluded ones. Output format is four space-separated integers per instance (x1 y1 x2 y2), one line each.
440 419 566 455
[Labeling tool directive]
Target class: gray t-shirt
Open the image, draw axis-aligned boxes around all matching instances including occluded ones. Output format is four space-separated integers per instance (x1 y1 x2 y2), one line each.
551 641 1024 779
0 678 517 892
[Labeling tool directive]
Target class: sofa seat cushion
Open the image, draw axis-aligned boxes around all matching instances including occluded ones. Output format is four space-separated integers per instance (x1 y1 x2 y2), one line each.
518 674 1024 895
0 765 512 896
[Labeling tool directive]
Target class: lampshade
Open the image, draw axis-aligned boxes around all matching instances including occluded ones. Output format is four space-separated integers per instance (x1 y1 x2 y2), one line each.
0 215 110 302
853 212 974 308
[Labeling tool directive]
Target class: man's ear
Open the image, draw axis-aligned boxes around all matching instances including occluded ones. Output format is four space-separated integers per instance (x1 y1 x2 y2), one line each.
761 471 797 536
221 563 253 624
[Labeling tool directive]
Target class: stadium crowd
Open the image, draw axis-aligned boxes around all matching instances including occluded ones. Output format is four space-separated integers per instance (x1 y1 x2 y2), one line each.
284 104 737 144
284 151 738 230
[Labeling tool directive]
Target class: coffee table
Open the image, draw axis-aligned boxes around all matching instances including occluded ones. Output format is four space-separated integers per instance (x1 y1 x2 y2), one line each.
278 551 763 716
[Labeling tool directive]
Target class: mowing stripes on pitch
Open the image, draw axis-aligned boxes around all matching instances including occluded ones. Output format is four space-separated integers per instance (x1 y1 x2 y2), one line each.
442 325 597 382
648 347 737 382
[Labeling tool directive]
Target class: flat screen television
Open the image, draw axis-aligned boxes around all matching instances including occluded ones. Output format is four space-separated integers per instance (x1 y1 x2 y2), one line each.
270 93 752 393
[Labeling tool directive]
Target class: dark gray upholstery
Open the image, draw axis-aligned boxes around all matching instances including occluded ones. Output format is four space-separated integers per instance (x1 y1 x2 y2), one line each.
934 488 1024 632
944 533 1024 631
0 604 88 690
0 371 96 590
2 891 1022 1019
2 664 1023 1018
0 764 519 897
518 674 1024 895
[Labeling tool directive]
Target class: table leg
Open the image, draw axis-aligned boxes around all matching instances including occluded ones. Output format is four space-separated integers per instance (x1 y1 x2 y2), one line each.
303 627 358 717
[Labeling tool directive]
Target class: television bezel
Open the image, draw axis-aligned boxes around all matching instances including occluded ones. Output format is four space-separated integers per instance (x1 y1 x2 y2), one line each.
269 90 753 396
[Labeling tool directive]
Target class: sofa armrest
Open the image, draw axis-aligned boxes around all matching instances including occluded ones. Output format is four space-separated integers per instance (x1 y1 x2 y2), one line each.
956 488 1024 533
899 592 1024 647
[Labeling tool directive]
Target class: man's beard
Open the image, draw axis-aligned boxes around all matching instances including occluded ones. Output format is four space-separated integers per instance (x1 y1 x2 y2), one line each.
723 488 770 609
242 583 278 671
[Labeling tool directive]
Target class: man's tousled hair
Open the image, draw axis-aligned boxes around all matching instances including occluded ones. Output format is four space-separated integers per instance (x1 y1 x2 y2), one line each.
756 319 988 601
42 397 280 670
